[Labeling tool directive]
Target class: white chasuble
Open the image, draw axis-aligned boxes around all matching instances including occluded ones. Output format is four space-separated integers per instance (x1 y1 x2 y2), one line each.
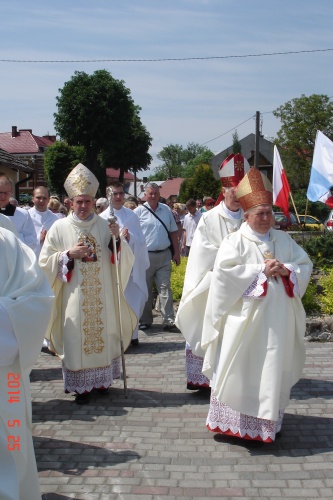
0 228 54 500
176 202 243 357
39 212 137 372
202 222 313 422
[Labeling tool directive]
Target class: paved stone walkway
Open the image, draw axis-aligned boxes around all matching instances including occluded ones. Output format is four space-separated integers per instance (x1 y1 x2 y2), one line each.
30 318 333 499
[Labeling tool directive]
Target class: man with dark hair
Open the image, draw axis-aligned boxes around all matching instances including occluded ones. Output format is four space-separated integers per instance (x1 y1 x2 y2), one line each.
181 198 202 256
134 182 180 331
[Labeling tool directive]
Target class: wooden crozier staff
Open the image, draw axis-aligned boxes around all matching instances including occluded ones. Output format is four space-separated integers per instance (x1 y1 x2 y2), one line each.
107 187 128 397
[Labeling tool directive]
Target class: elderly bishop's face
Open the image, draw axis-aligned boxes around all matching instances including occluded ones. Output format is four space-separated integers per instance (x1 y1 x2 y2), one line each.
244 204 273 234
72 195 95 220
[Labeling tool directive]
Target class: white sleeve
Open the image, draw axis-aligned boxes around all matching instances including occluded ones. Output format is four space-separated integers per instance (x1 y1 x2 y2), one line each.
0 303 19 366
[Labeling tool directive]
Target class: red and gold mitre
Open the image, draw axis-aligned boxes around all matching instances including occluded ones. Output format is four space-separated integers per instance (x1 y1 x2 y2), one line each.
219 153 250 188
235 167 273 212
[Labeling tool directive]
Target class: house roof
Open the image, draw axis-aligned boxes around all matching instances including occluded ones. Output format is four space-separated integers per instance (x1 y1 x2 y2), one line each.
0 127 56 154
211 133 274 179
0 148 34 173
159 178 185 200
106 168 142 181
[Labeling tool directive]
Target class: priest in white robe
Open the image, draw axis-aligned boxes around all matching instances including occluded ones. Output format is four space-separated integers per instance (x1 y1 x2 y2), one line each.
0 227 54 500
202 168 313 443
100 181 149 345
176 154 249 390
39 164 137 405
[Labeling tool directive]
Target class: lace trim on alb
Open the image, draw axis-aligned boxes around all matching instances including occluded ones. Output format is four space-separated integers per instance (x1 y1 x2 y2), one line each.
206 394 284 442
185 342 210 387
58 251 70 282
284 264 299 296
63 357 121 394
243 265 267 298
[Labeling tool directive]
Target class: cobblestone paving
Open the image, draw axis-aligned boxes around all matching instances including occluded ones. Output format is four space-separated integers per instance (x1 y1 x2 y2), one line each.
30 319 333 500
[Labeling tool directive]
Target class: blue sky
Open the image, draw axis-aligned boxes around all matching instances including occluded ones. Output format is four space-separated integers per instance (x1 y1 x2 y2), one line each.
1 0 332 173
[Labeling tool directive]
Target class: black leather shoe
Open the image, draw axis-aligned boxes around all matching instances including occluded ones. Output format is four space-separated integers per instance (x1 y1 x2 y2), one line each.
41 346 56 356
75 393 90 405
163 323 180 333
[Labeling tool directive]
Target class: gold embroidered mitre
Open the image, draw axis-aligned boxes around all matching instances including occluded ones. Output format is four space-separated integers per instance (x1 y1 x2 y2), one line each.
64 163 99 199
235 167 273 212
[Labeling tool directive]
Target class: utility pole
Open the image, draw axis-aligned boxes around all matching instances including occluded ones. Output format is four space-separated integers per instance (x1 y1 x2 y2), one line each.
254 111 260 169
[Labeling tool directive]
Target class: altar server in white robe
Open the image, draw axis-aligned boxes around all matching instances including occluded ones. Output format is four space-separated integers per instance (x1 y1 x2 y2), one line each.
100 181 149 345
28 186 59 257
0 227 54 500
202 167 313 443
39 164 137 405
176 154 249 390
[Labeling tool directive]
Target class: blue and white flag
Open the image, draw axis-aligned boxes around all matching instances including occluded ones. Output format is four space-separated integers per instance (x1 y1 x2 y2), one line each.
307 130 333 208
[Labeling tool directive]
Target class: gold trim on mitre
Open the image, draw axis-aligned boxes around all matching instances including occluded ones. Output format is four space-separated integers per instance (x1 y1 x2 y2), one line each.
64 163 99 199
235 167 273 212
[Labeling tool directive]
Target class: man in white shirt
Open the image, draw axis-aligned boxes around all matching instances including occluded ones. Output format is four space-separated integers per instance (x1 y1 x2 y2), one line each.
0 175 37 251
29 186 59 257
181 198 202 256
134 183 180 331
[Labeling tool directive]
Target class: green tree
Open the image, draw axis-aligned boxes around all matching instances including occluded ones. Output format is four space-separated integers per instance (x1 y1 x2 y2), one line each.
152 143 214 180
232 130 242 154
179 163 220 202
54 69 152 194
44 141 86 196
183 148 214 178
273 94 333 188
154 144 185 179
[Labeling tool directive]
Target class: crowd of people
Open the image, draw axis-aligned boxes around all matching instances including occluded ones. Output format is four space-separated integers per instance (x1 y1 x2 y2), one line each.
0 156 313 498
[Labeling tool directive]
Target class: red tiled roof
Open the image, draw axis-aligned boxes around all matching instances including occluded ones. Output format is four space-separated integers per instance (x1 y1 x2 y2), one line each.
106 168 141 181
159 178 185 199
0 129 56 154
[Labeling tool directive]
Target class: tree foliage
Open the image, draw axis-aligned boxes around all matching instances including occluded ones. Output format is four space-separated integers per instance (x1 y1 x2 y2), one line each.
232 130 242 154
44 141 86 196
273 94 333 188
179 163 220 202
152 143 214 180
54 69 152 194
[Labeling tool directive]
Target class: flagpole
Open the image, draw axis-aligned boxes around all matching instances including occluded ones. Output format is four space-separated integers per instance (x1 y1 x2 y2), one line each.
289 192 300 223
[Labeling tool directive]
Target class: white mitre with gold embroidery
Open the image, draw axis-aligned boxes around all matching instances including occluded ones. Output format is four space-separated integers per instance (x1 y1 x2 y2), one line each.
64 163 99 199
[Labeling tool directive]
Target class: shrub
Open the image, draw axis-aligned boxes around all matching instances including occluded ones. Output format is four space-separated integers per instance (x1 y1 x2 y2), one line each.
302 280 322 314
302 232 333 268
318 268 333 314
171 257 188 300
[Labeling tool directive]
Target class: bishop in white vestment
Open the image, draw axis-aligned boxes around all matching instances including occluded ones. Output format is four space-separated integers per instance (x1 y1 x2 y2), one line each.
39 164 137 404
176 154 249 390
202 168 313 443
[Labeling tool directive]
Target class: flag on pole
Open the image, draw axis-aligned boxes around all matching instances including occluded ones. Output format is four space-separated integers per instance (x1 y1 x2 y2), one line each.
307 130 333 208
273 146 291 218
